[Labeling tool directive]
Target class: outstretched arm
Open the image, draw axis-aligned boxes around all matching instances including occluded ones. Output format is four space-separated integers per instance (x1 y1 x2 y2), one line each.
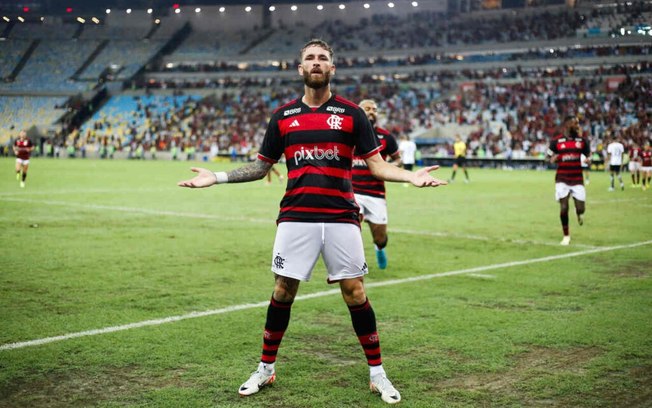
365 153 447 187
178 158 273 188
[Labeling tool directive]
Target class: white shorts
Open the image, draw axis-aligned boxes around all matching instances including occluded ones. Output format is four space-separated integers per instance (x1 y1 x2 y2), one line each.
354 194 388 225
16 158 30 165
271 222 368 283
641 166 652 173
628 162 641 172
555 183 586 202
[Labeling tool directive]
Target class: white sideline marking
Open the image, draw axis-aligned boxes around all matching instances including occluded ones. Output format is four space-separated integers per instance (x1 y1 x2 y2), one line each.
2 239 650 352
0 197 272 225
591 197 649 205
1 197 598 248
391 228 599 249
468 274 496 279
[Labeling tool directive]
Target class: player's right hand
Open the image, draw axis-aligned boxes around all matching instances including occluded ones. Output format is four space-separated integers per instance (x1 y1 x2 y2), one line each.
178 167 218 188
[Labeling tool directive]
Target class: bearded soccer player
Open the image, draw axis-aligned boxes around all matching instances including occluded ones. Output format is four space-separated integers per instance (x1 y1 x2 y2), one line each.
13 130 34 188
178 39 447 404
547 116 591 245
352 99 401 270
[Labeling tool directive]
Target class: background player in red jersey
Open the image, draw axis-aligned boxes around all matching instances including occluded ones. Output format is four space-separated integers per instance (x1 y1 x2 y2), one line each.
627 142 642 188
641 143 652 191
352 99 401 270
178 39 446 405
547 116 591 245
13 130 34 188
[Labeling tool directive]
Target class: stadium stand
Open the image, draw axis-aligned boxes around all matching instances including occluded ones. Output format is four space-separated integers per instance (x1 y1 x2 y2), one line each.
0 0 649 163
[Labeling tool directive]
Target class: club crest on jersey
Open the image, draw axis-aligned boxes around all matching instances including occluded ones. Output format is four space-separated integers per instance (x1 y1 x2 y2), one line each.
327 114 344 130
575 141 582 148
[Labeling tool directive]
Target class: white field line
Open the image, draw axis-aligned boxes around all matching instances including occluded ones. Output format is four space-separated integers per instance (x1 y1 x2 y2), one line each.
0 197 272 225
1 196 596 248
591 197 651 204
391 228 599 249
467 274 496 279
0 188 169 197
1 239 651 352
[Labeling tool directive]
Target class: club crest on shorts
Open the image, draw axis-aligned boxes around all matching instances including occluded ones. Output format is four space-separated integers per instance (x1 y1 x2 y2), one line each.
274 253 286 269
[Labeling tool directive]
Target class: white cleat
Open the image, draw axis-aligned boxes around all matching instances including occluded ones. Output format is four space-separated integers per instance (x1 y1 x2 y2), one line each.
238 363 276 396
370 373 401 404
560 236 571 246
20 181 25 188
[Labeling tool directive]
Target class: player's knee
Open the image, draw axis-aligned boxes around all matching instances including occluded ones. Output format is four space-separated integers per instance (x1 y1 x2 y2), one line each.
340 280 366 305
374 236 388 249
273 276 299 302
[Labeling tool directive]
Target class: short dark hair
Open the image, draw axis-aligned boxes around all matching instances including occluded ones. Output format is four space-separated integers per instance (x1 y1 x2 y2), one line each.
300 39 333 60
564 115 577 123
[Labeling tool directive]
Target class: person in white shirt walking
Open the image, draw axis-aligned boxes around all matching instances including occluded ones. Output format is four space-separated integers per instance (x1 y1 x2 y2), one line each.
606 135 625 191
398 134 417 187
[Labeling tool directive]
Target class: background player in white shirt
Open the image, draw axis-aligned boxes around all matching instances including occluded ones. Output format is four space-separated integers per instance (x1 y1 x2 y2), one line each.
606 135 625 191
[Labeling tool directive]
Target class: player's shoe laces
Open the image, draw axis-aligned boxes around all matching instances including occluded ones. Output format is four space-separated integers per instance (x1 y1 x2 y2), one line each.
238 363 276 396
560 236 571 246
370 373 401 404
376 248 387 270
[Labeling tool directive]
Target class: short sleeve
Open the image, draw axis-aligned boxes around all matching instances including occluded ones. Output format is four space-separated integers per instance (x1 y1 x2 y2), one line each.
354 108 381 159
258 115 284 163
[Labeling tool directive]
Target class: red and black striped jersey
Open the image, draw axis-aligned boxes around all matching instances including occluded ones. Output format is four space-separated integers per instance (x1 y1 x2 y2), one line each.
642 150 652 167
258 94 381 225
629 147 642 162
14 138 33 160
352 126 399 198
548 134 590 186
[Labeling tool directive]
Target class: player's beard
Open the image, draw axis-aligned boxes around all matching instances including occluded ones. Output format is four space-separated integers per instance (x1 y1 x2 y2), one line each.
303 69 331 89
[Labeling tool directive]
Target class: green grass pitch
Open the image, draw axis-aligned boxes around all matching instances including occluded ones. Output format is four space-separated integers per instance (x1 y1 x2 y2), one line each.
1 158 651 407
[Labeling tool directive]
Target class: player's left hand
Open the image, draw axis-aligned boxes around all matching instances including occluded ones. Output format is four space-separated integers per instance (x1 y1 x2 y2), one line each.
412 165 448 187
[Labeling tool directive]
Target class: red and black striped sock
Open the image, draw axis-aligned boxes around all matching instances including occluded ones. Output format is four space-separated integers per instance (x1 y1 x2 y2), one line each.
348 298 382 367
260 296 292 365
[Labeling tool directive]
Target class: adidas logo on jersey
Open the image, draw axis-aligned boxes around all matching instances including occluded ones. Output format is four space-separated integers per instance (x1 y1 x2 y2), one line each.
289 119 300 128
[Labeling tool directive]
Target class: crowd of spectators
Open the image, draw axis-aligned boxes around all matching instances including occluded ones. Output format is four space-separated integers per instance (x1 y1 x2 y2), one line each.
158 44 650 76
2 1 650 161
143 60 652 92
417 76 650 162
51 74 649 167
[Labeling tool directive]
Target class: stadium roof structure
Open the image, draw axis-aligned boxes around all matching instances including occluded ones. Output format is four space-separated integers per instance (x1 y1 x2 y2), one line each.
0 0 393 15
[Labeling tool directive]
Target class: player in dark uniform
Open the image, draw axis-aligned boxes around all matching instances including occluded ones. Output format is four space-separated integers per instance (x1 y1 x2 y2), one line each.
547 116 591 245
178 39 447 405
352 99 401 270
13 130 34 188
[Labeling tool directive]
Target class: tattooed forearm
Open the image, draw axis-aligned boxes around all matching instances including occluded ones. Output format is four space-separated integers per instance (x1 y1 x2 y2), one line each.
226 159 272 183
